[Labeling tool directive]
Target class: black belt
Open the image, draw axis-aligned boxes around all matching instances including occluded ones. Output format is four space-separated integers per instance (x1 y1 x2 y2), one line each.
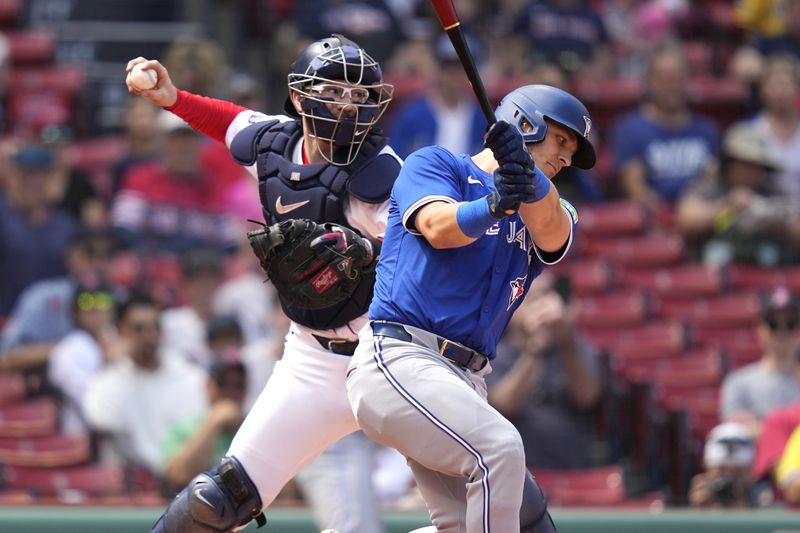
312 334 359 355
371 321 488 372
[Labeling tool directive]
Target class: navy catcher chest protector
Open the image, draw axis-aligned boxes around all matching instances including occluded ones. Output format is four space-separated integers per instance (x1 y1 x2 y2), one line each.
230 117 397 330
494 84 596 170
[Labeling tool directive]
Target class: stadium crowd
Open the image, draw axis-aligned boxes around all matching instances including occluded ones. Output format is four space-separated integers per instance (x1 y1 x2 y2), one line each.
0 0 800 524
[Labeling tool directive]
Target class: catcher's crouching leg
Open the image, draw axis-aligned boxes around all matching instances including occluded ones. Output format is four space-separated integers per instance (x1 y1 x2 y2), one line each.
520 470 557 533
150 456 265 533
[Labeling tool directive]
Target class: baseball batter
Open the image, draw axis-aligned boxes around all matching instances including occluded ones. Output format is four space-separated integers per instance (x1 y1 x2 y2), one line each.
346 85 597 533
129 35 402 532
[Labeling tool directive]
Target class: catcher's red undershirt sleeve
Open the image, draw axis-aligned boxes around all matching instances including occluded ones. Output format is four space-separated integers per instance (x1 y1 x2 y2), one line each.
164 89 247 143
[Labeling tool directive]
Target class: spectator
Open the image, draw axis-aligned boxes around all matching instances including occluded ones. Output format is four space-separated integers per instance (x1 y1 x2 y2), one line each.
603 0 685 77
611 44 719 209
161 36 229 98
161 356 247 494
751 55 800 207
111 97 162 196
486 273 602 470
388 34 487 159
731 1 800 84
774 411 800 504
0 144 80 320
0 228 115 372
82 293 207 476
38 125 106 228
721 286 800 436
111 111 240 255
511 0 613 75
211 240 277 346
689 422 759 508
752 402 800 493
160 249 225 368
47 284 117 434
676 121 796 265
292 0 406 64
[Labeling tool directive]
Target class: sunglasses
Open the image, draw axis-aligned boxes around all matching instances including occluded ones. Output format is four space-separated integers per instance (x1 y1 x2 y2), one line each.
130 321 160 334
76 291 113 312
765 315 800 332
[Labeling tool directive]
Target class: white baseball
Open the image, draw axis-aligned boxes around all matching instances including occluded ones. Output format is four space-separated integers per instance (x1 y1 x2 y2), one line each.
129 63 158 90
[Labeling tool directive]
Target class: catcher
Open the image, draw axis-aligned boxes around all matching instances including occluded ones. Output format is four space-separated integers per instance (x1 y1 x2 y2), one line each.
129 35 401 532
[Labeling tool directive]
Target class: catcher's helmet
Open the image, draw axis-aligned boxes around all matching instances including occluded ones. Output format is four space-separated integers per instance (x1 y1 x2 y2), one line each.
494 85 596 170
285 34 393 165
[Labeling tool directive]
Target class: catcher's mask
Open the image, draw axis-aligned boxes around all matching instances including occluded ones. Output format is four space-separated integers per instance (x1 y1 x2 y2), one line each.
494 84 596 170
285 34 394 166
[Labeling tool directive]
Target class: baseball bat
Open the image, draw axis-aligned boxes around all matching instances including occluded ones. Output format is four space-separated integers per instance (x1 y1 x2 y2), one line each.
431 0 496 125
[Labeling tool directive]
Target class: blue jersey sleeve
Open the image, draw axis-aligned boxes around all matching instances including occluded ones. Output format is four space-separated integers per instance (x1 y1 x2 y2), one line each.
394 146 465 234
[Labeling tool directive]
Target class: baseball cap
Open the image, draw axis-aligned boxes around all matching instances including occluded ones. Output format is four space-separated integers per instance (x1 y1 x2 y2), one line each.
14 146 55 169
209 354 247 389
760 286 799 330
704 422 755 469
723 122 777 169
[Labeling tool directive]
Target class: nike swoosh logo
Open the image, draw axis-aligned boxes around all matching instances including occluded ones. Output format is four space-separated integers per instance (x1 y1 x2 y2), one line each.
355 129 367 136
275 196 310 214
467 176 482 185
194 488 214 508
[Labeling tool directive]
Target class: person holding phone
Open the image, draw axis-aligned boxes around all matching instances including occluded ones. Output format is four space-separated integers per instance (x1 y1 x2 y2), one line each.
485 272 602 470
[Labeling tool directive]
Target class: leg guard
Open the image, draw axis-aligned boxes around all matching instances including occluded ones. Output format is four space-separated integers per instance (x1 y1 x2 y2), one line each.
520 470 557 533
150 456 266 533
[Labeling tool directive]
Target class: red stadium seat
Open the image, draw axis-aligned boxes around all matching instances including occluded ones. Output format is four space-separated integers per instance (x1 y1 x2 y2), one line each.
0 372 26 406
576 201 649 238
580 234 685 267
2 464 125 496
583 319 689 356
533 465 624 493
0 0 21 26
655 292 761 328
620 264 726 299
0 489 37 505
7 92 72 133
728 265 800 292
6 30 56 65
0 433 92 467
617 348 726 386
0 398 58 437
7 66 86 98
577 290 650 328
550 259 616 296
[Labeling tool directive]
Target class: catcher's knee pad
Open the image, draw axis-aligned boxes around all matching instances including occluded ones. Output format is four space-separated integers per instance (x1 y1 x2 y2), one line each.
150 456 265 533
520 470 557 533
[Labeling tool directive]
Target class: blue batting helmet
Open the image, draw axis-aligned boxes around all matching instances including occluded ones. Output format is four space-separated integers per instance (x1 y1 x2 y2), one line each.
494 85 596 170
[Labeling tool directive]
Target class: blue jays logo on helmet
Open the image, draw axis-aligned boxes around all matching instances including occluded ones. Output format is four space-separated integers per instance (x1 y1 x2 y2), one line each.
494 85 596 170
284 34 394 166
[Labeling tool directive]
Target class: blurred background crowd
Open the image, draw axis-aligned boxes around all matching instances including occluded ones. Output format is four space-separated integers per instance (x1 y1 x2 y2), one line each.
1 0 800 521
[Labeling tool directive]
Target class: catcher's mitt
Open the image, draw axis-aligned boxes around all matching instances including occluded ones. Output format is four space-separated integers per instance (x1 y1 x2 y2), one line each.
247 219 376 310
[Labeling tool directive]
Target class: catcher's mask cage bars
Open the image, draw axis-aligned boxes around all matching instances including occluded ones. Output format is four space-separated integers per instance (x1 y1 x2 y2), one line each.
288 45 394 166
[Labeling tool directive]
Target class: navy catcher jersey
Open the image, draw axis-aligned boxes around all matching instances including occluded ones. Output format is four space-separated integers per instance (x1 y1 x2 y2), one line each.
369 145 578 358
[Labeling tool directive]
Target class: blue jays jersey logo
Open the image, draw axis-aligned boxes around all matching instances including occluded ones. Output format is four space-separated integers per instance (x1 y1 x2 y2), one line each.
508 275 527 310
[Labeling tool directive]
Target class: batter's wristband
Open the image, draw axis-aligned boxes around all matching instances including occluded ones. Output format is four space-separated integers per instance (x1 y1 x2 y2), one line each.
456 197 496 238
527 167 552 203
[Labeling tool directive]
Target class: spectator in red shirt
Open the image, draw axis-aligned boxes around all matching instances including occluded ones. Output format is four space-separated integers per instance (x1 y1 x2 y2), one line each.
111 111 239 255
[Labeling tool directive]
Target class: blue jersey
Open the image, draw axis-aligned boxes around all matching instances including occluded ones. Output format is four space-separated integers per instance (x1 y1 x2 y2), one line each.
370 146 578 358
